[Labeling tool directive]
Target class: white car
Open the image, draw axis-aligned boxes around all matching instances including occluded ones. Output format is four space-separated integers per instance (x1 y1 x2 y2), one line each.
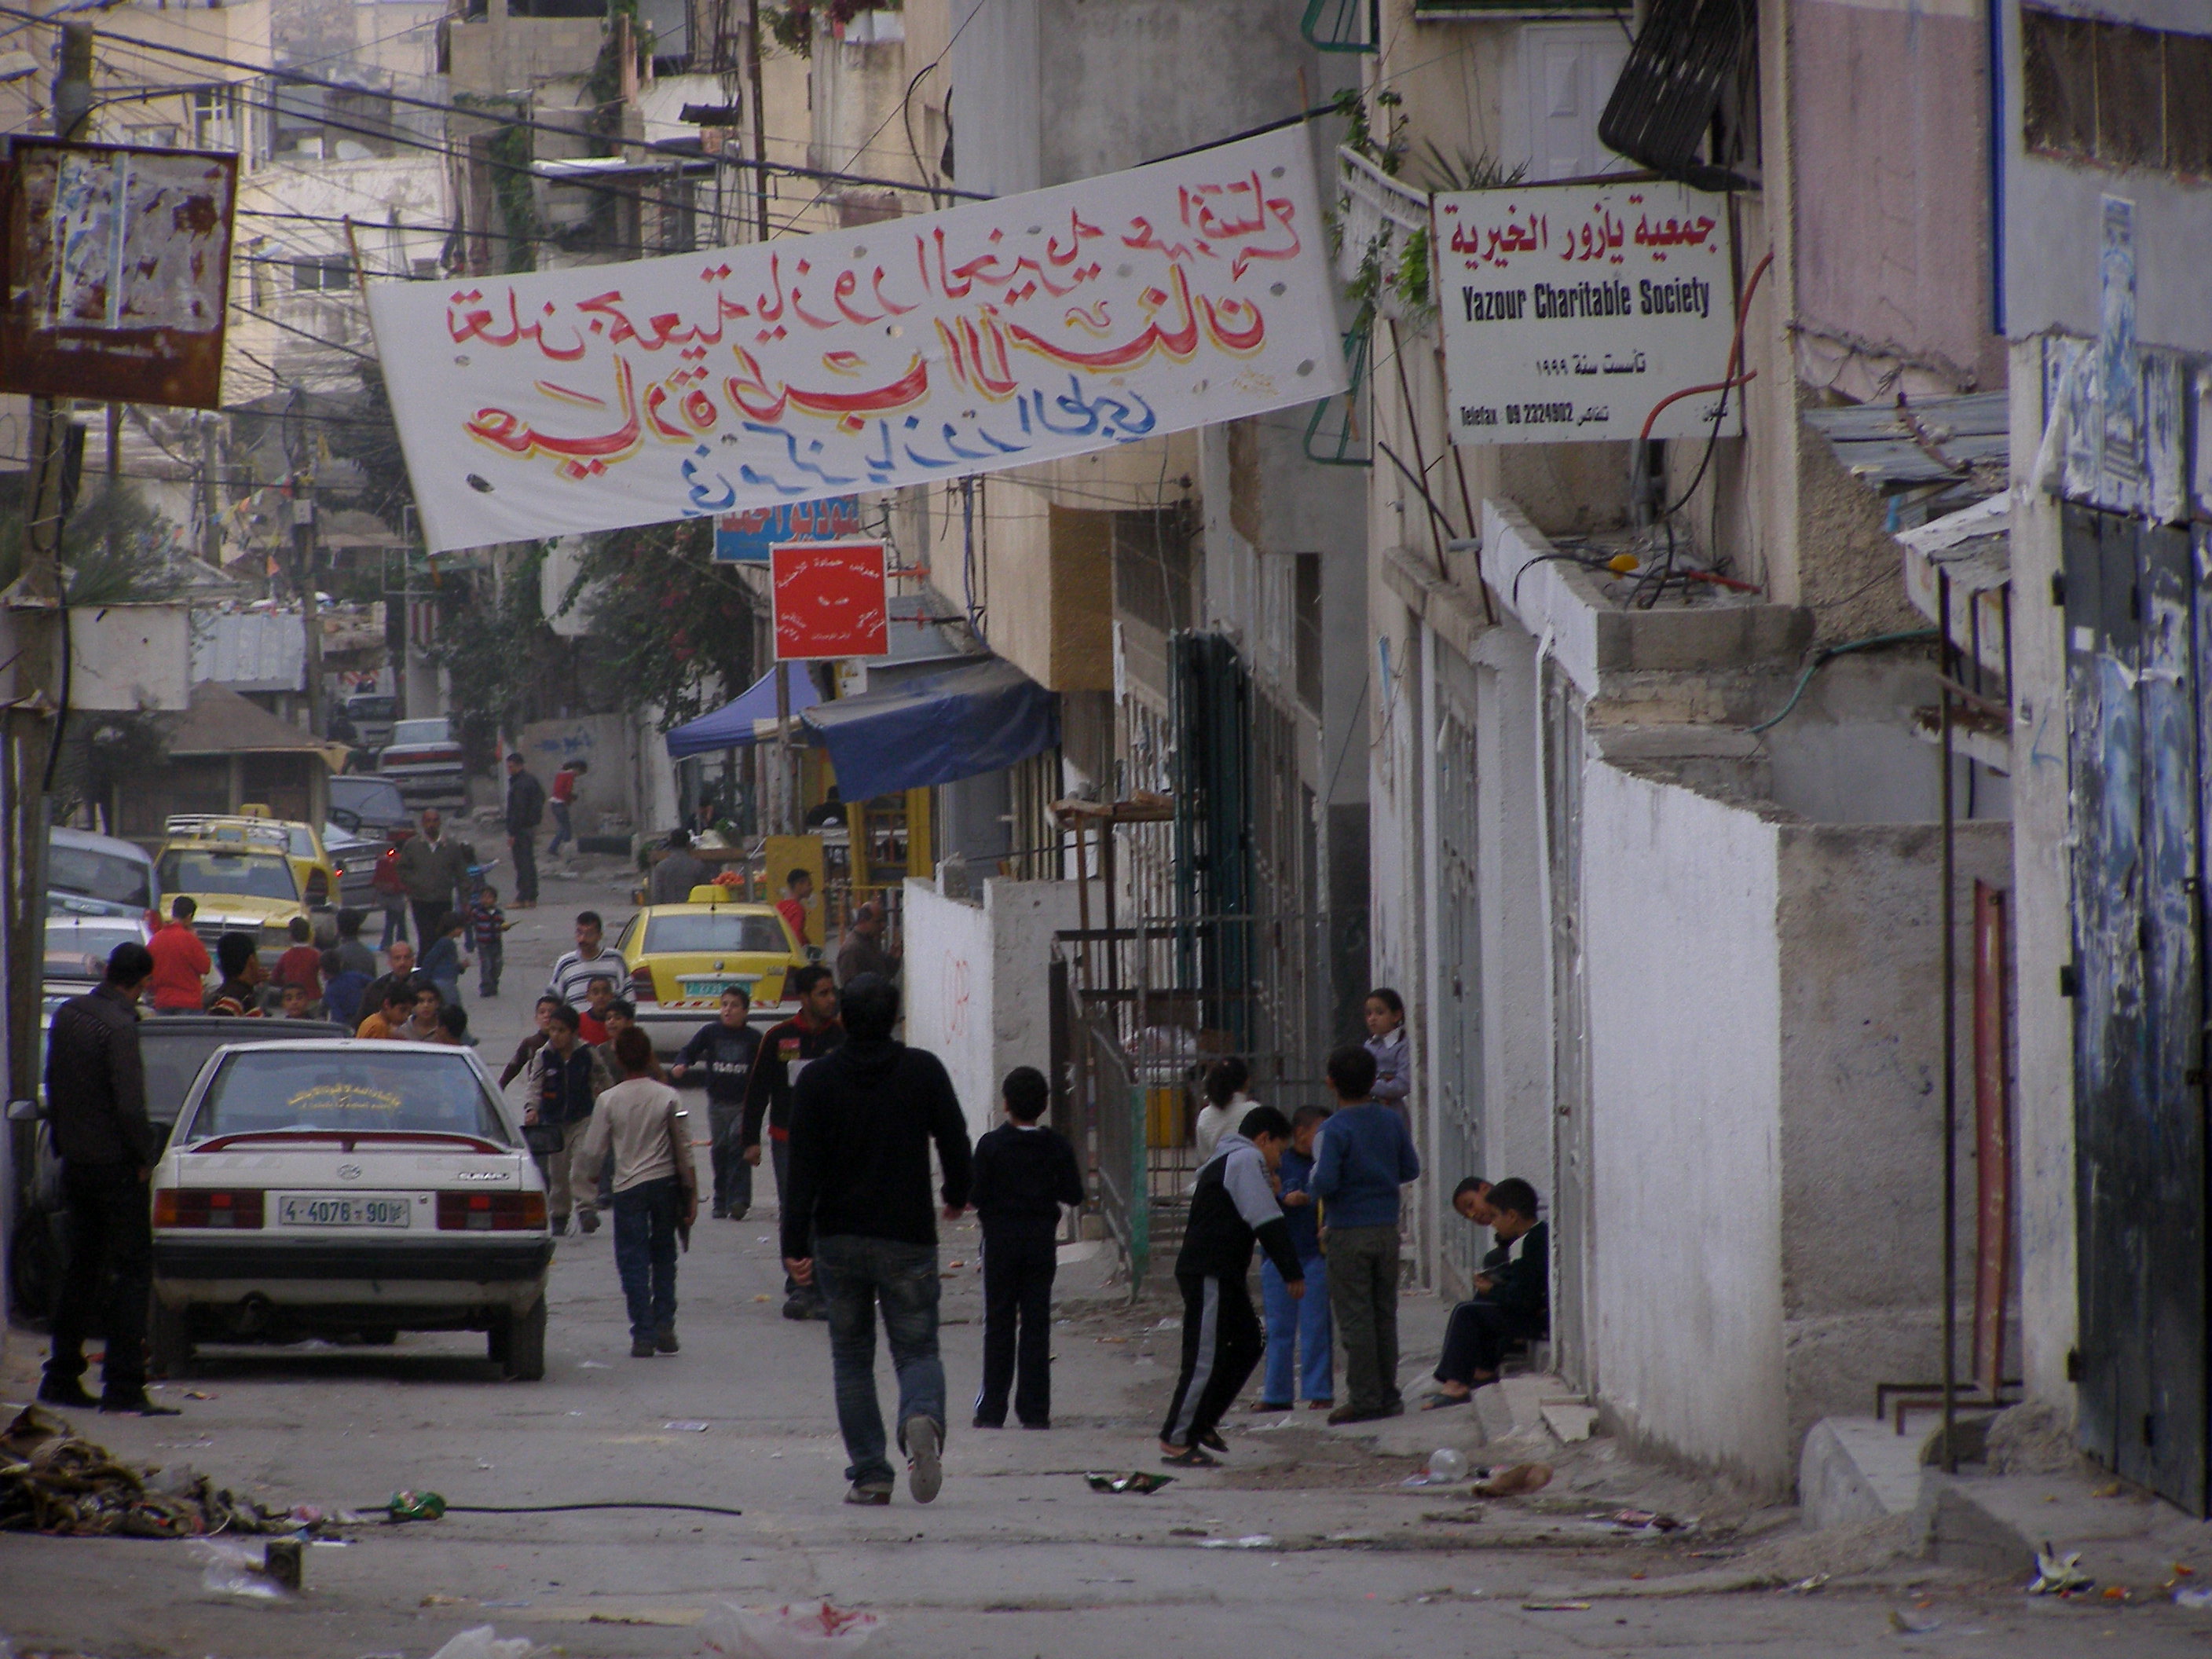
150 1041 553 1380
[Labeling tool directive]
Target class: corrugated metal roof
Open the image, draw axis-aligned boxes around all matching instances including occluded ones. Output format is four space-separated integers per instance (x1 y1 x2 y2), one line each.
191 610 306 693
1800 390 2010 487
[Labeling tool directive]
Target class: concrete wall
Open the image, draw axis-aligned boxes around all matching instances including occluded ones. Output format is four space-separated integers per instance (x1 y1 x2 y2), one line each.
518 714 635 840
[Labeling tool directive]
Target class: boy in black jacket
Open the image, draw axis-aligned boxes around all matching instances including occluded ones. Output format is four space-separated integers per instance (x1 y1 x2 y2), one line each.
670 986 763 1219
1159 1104 1303 1467
1423 1176 1549 1408
969 1067 1086 1430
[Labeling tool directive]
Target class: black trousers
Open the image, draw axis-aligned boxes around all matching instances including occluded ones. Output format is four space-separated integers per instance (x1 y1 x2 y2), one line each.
1159 1270 1263 1448
48 1162 152 1398
510 830 538 903
1435 1298 1529 1386
974 1232 1056 1427
410 899 452 945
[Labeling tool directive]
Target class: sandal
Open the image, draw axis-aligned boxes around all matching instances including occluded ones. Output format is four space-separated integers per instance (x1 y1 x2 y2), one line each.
1420 1390 1472 1410
1159 1445 1221 1468
1199 1430 1228 1453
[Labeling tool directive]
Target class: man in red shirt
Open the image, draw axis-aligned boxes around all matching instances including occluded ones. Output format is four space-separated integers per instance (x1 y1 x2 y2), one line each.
776 868 814 950
147 898 211 1014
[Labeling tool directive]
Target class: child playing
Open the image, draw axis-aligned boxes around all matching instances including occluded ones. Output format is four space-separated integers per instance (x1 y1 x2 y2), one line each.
273 917 322 1004
1193 1057 1255 1164
969 1067 1085 1430
1254 1103 1334 1412
1159 1104 1304 1467
1423 1177 1547 1407
418 910 471 1009
1363 987 1411 1125
320 946 370 1031
469 883 510 998
670 986 761 1220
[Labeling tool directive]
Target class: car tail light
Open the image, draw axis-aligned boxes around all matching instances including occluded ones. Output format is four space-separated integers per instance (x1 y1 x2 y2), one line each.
437 1191 548 1232
628 964 657 1005
154 1188 265 1229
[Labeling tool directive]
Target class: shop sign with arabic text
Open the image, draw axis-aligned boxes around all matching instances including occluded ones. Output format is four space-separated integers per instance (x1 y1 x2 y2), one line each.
1434 181 1740 446
368 126 1343 553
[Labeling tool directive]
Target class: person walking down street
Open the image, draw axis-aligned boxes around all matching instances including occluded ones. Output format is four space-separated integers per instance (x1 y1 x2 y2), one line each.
577 1027 698 1357
1159 1105 1303 1467
545 910 629 1009
500 995 561 1087
205 932 267 1016
524 1004 614 1235
1254 1104 1335 1412
742 964 843 1318
147 896 211 1014
834 901 899 987
781 974 973 1507
38 943 179 1418
1362 987 1412 1126
504 752 544 908
470 883 509 998
969 1067 1084 1431
397 808 474 948
649 829 714 905
1309 1045 1421 1424
372 829 411 950
670 985 760 1219
548 758 585 857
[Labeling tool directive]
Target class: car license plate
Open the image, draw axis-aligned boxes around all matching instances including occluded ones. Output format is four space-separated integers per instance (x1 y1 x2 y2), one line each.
680 976 751 998
278 1195 412 1228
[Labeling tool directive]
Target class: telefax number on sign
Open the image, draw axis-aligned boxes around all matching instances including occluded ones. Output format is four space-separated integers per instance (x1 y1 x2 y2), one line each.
1457 402 1610 430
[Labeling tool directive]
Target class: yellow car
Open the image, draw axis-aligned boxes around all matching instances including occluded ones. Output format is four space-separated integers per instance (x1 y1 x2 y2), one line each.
156 819 319 965
618 888 807 1050
166 812 339 910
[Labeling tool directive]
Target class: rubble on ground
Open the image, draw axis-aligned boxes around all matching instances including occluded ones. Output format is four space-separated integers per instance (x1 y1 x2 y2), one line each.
0 1405 328 1540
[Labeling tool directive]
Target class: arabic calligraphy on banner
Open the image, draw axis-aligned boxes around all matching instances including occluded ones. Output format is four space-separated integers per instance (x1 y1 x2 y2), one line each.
1434 181 1740 446
367 126 1344 554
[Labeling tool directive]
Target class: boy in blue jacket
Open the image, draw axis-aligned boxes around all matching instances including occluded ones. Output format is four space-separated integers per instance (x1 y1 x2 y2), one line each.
1309 1044 1420 1424
1254 1103 1334 1411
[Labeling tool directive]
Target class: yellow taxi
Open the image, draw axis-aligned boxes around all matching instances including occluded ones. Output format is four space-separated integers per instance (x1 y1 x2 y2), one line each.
618 887 808 1050
167 811 341 910
156 818 322 965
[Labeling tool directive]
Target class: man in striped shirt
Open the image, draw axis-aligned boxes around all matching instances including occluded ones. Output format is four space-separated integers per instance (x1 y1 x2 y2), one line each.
545 910 629 1007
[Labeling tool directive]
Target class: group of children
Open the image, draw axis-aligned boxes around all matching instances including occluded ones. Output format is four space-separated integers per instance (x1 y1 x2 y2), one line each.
252 882 515 1034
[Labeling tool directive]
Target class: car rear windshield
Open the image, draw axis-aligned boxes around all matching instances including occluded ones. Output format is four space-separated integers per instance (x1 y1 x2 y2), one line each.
186 1049 510 1143
49 844 154 909
390 720 450 746
643 914 788 954
347 697 396 720
159 851 298 902
44 921 147 980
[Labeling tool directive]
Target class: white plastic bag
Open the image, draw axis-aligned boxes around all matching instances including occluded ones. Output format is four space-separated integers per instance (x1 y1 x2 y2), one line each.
701 1600 883 1659
191 1537 286 1600
427 1626 539 1659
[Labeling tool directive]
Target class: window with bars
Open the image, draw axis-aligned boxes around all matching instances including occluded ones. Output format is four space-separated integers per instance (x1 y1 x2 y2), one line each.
291 255 354 292
2021 8 2212 181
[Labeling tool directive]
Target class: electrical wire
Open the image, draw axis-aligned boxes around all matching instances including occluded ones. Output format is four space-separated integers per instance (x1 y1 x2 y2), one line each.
1745 629 1939 735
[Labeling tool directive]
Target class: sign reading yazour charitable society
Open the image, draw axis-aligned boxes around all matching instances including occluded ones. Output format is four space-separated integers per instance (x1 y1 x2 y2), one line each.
771 540 889 660
1434 181 1741 446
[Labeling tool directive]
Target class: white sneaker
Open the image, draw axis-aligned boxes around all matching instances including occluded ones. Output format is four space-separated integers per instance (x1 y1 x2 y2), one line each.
903 1416 941 1504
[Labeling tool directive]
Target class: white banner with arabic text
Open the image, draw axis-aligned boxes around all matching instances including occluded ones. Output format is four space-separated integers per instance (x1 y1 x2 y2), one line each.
368 126 1345 552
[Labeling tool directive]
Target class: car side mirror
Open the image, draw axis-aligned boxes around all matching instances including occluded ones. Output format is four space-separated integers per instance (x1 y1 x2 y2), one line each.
7 1097 42 1122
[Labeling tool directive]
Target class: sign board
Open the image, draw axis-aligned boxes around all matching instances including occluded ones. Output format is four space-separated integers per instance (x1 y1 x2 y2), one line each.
771 540 888 660
0 140 237 408
1434 181 1739 446
366 125 1346 553
715 496 862 563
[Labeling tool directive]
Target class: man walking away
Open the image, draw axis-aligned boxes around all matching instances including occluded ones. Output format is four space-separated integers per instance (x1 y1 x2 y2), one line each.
524 1004 613 1234
548 758 585 856
147 896 210 1014
545 910 628 1009
397 808 474 947
578 1027 697 1357
1309 1045 1421 1424
40 943 179 1417
670 985 760 1219
504 752 545 907
650 829 714 905
782 973 972 1507
1159 1105 1302 1467
741 964 842 1317
969 1067 1084 1430
834 901 899 987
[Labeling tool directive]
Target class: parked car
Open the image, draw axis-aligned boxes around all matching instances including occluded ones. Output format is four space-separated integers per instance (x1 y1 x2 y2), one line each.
47 825 160 925
342 692 397 753
378 718 467 807
42 913 156 1016
6 1016 350 1328
328 775 411 837
148 1040 552 1378
618 890 808 1052
156 819 316 966
167 815 339 913
324 822 386 910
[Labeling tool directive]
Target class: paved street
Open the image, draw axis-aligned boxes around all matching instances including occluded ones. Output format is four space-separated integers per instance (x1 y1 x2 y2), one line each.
0 853 2201 1656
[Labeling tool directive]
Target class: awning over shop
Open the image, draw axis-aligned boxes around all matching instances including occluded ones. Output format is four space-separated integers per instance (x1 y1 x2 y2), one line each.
803 656 1058 800
663 661 819 759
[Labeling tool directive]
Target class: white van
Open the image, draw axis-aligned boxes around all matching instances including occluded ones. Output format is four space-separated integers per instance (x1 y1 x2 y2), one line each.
48 825 160 923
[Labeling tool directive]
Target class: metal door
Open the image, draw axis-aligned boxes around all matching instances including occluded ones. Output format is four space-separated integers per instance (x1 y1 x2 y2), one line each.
2065 504 2207 1513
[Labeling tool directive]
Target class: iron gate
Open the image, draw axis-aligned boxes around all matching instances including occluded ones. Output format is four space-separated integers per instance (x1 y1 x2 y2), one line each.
1434 704 1486 1290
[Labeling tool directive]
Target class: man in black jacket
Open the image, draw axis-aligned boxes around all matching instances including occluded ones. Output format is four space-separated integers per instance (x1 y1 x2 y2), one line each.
40 943 180 1415
504 752 545 907
1159 1105 1302 1466
782 973 972 1508
1423 1177 1549 1408
670 986 761 1218
969 1066 1084 1430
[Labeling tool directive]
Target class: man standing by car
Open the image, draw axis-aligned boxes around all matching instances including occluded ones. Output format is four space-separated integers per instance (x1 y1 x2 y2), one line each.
742 965 843 1318
397 808 473 946
147 896 210 1014
39 942 179 1417
504 752 545 909
524 1005 614 1235
782 973 972 1507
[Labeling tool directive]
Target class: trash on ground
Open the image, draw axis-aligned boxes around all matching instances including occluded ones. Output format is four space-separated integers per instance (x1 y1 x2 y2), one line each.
0 1406 333 1540
1522 1601 1592 1611
1610 1508 1690 1533
1423 1508 1485 1525
387 1490 449 1522
667 1422 712 1433
1888 1608 1940 1634
1169 1526 1209 1536
1427 1447 1468 1482
427 1626 541 1659
1789 1573 1831 1595
192 1538 291 1599
1471 1461 1553 1497
1086 1471 1174 1494
2099 1586 2130 1602
578 1361 610 1370
701 1599 882 1659
422 1594 470 1608
182 1390 216 1401
1197 1534 1276 1549
2027 1546 2093 1596
2174 1586 2212 1609
1248 1415 1296 1433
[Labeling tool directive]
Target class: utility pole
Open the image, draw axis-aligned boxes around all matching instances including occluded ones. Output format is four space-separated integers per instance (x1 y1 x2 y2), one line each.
292 478 325 734
3 23 93 1113
745 0 769 241
198 415 222 566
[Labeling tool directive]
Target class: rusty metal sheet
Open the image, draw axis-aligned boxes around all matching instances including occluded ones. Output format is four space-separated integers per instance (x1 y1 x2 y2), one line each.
1971 880 2012 1401
0 139 236 408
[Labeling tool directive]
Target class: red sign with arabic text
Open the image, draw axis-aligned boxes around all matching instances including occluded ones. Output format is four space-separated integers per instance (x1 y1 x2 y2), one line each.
771 540 889 660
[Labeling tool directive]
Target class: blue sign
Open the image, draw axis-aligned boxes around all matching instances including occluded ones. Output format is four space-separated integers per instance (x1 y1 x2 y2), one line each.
714 497 862 563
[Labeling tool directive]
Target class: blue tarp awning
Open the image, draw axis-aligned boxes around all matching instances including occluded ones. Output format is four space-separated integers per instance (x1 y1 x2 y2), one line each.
663 661 819 759
803 656 1058 800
